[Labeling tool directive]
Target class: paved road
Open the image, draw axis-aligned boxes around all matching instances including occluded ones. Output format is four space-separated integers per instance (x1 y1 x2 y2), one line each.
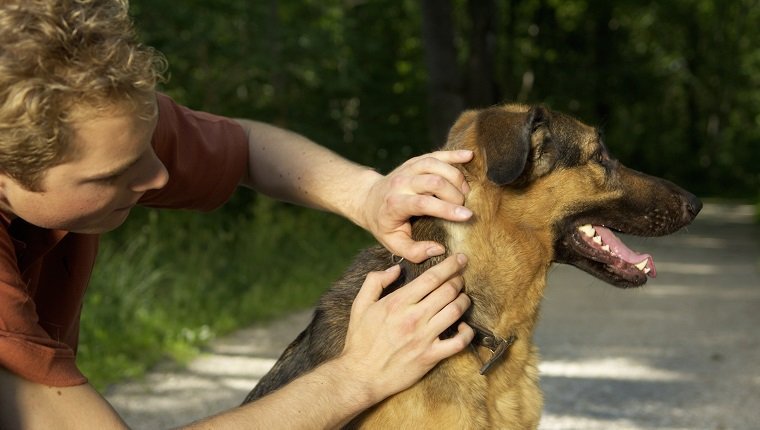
106 203 760 429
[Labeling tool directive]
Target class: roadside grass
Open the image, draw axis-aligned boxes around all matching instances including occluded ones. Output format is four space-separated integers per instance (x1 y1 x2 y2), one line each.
77 195 372 390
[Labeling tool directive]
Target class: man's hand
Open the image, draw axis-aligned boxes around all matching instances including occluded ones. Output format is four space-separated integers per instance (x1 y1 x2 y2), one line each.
358 150 474 263
339 254 474 404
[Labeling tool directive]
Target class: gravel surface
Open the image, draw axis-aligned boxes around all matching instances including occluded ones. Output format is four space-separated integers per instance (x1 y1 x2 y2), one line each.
105 203 760 429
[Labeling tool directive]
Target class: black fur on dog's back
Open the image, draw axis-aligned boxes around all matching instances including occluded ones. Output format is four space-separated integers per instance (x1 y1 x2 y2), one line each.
244 220 447 403
244 247 393 402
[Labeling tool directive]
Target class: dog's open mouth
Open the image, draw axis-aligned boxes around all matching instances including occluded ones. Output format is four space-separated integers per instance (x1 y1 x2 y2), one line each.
566 224 656 288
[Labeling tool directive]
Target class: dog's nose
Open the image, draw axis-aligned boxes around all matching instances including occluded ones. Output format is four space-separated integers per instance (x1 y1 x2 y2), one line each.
681 193 703 220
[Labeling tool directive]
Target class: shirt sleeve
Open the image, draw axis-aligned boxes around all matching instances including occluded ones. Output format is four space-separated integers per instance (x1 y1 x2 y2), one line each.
138 93 249 210
0 230 87 387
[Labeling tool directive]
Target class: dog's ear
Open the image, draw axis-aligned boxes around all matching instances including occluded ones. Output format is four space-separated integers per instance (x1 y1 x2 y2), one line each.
477 106 550 185
445 109 478 147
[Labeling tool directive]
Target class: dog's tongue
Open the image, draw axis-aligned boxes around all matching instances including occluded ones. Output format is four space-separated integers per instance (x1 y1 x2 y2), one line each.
595 226 657 277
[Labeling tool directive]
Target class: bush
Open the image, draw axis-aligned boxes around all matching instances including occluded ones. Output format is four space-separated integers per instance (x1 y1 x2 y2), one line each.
77 195 371 390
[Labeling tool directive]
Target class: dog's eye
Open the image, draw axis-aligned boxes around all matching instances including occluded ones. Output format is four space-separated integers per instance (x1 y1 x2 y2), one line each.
591 152 614 173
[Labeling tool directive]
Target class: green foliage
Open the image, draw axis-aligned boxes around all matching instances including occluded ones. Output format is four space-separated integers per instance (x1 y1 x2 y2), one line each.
487 0 759 197
127 0 758 196
129 0 428 172
78 197 371 389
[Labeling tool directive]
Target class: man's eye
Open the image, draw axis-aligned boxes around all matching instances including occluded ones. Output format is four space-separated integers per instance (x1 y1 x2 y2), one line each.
100 173 122 184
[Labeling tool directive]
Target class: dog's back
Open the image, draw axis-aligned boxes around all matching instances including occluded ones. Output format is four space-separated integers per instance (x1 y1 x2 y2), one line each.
245 247 394 403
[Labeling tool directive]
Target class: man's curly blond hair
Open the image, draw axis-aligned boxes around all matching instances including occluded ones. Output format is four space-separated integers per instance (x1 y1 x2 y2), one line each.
0 0 166 191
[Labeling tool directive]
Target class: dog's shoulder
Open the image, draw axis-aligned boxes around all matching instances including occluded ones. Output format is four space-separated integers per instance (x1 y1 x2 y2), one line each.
319 245 394 307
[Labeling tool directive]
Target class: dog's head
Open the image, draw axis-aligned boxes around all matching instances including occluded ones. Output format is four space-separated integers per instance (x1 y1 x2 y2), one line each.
445 104 701 289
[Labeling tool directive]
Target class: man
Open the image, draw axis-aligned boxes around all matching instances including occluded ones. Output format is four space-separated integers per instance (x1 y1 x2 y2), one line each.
0 1 475 428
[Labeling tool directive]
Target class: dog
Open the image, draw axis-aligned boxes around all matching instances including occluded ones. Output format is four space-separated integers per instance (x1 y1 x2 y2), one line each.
243 104 702 429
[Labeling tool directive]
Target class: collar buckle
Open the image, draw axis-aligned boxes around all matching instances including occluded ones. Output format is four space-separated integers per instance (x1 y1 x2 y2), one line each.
468 321 517 375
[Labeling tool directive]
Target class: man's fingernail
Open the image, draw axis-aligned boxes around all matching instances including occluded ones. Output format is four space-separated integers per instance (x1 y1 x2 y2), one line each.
427 246 445 257
457 253 468 265
459 150 473 158
455 206 473 219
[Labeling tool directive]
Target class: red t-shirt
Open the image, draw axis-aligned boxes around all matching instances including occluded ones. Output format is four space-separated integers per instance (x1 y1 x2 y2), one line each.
0 94 249 386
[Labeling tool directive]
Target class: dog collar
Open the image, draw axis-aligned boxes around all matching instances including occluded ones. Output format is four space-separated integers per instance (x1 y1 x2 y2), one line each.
391 256 516 374
467 321 517 375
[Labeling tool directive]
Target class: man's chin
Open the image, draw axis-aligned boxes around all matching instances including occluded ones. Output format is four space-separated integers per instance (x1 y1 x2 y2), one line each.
69 208 132 234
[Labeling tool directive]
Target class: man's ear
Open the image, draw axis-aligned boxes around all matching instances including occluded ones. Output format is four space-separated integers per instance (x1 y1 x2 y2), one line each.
477 106 549 185
0 173 10 211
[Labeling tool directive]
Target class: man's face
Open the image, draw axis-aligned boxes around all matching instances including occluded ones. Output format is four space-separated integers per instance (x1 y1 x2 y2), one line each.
0 106 168 234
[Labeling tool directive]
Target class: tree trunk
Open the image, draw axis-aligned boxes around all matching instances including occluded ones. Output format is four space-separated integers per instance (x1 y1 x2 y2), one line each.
465 0 497 108
501 0 518 102
590 0 613 124
268 0 288 127
421 0 464 146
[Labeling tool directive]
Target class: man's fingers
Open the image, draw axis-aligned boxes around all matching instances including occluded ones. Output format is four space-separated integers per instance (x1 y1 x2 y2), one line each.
402 254 468 303
429 321 475 362
419 275 465 322
383 235 444 264
427 292 471 337
415 150 474 165
387 194 472 224
402 152 471 196
408 174 466 206
353 265 401 314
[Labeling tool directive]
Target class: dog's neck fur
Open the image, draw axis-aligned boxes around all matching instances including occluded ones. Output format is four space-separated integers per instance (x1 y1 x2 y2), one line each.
404 194 553 357
376 203 550 426
398 217 516 374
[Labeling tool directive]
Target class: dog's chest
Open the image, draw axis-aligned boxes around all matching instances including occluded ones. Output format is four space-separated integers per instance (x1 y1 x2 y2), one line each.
354 354 492 429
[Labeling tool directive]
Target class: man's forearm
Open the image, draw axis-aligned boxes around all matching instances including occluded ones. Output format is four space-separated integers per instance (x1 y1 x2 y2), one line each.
0 368 129 430
234 118 474 263
184 358 375 430
235 118 379 229
2 360 374 430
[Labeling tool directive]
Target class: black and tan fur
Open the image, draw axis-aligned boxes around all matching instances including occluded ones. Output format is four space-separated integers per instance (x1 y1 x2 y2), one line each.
243 104 702 429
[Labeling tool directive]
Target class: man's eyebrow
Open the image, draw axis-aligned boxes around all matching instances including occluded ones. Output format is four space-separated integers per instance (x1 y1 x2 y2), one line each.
86 111 158 181
87 156 142 181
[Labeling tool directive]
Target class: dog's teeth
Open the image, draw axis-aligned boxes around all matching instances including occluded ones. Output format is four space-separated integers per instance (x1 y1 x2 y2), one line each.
635 260 648 271
592 235 603 245
578 224 595 237
643 267 651 274
602 245 610 252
